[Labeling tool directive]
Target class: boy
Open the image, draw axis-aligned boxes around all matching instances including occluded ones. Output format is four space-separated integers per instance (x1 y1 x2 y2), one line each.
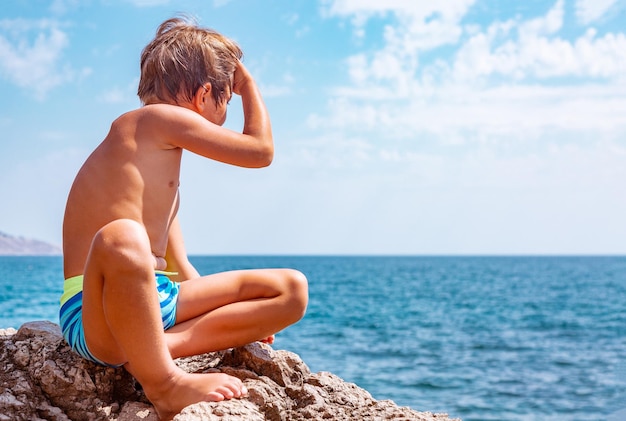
59 16 308 420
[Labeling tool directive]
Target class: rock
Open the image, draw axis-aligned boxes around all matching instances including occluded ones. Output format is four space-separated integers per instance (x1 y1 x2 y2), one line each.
0 321 460 421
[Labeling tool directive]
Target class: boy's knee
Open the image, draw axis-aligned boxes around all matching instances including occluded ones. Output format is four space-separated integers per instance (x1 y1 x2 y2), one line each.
92 219 151 264
283 269 308 320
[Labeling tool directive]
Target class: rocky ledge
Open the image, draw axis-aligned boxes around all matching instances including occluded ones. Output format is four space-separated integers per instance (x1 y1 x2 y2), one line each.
0 321 459 421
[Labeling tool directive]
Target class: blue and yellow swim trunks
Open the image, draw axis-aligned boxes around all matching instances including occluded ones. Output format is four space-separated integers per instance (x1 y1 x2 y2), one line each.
58 271 180 367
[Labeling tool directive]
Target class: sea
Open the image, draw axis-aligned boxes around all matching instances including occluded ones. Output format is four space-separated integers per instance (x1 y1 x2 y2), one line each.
1 255 625 421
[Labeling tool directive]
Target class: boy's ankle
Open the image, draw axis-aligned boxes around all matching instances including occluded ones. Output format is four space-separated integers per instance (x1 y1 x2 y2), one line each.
127 361 183 394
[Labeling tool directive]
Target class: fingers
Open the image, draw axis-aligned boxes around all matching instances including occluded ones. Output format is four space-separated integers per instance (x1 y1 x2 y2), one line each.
232 61 252 95
260 335 275 345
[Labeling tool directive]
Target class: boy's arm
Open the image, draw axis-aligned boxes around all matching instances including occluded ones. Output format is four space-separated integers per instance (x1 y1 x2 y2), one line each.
153 62 274 168
165 215 200 282
232 60 273 159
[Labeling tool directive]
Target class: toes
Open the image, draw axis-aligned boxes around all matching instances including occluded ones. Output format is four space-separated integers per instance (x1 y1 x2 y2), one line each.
218 387 235 399
212 376 247 400
207 391 226 402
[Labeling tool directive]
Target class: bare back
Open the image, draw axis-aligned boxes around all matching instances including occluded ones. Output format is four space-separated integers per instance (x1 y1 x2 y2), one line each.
63 106 182 278
63 62 273 278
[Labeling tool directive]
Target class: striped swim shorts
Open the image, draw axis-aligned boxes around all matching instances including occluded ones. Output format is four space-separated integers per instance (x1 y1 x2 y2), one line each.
58 271 180 367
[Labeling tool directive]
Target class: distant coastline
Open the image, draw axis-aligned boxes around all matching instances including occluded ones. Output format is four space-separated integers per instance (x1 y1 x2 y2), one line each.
0 232 61 256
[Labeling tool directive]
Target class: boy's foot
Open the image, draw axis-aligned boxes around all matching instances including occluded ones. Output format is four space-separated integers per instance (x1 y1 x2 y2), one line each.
145 370 247 421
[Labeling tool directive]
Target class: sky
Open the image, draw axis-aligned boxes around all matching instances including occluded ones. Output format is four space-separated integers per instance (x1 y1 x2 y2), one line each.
0 0 625 255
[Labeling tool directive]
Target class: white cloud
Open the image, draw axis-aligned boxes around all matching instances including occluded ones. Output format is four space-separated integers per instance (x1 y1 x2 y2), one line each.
323 0 475 23
339 0 626 91
259 85 292 98
49 0 81 15
575 0 618 24
452 8 626 82
519 0 564 37
296 0 626 254
323 0 475 49
283 13 300 26
0 19 81 99
258 73 296 98
99 87 128 104
125 0 171 7
213 0 232 7
319 80 626 146
315 0 626 143
98 78 138 104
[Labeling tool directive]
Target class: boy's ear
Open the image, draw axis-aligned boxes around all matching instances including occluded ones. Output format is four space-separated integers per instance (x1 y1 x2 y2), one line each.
193 84 211 111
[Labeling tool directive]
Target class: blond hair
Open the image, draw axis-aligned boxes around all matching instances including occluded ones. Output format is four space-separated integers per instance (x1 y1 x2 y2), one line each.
138 16 243 105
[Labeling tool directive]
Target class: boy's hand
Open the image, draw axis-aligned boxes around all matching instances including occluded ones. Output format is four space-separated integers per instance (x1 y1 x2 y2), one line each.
232 60 252 96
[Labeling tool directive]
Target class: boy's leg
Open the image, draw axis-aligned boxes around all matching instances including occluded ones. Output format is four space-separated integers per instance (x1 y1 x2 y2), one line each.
80 219 247 420
165 269 308 359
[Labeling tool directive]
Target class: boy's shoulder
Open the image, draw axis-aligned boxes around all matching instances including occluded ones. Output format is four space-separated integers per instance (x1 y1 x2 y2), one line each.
126 103 180 116
115 103 194 126
109 103 201 147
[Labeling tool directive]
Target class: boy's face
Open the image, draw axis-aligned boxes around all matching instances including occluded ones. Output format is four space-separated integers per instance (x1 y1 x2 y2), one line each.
202 85 231 126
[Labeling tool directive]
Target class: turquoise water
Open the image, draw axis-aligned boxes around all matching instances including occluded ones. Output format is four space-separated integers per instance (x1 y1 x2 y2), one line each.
1 255 625 420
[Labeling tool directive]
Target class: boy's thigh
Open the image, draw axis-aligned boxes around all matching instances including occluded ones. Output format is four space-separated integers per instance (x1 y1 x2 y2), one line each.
79 219 154 364
174 269 289 323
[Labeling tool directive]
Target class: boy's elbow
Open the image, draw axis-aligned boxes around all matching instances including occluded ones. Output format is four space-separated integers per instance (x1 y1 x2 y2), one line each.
262 144 274 167
254 141 274 168
242 133 273 167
